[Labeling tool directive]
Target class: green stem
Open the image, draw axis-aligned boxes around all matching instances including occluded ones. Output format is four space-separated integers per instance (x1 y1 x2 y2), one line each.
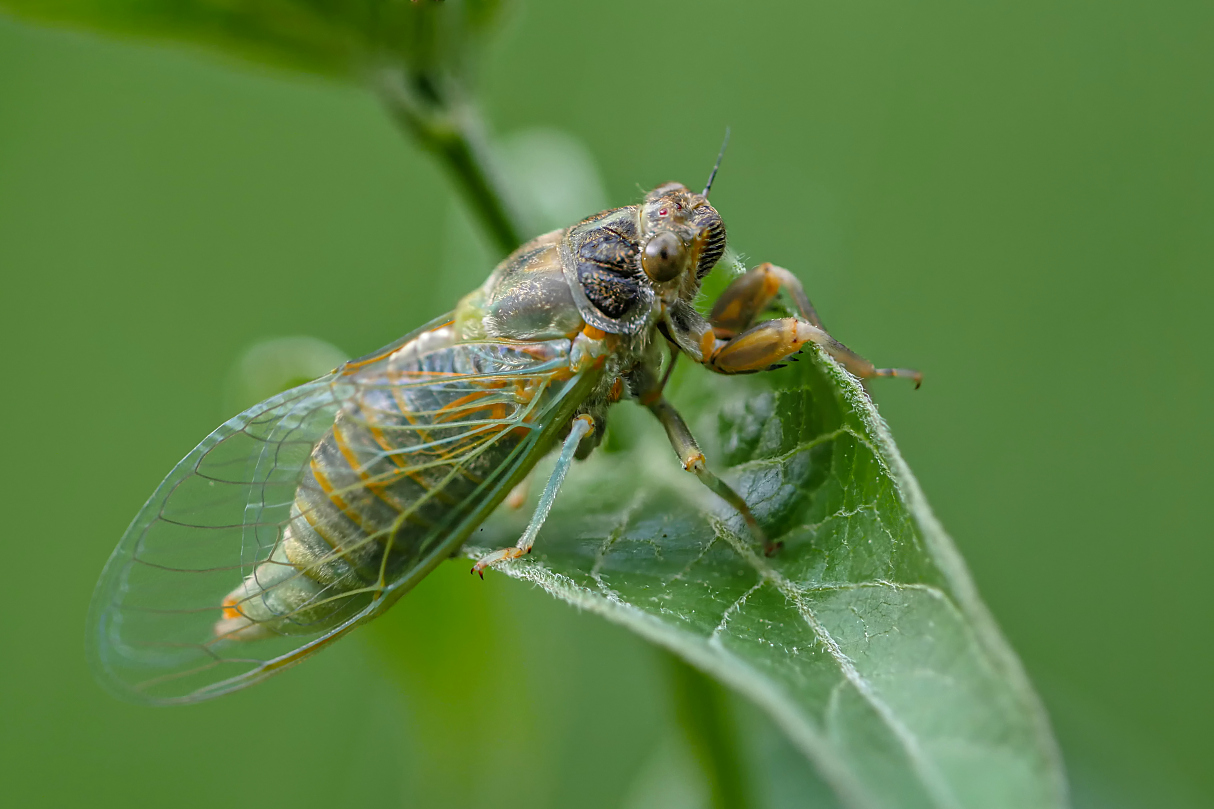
666 651 751 809
381 68 752 808
378 69 525 257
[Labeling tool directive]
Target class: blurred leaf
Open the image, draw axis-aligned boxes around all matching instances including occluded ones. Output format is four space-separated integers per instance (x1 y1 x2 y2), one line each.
222 335 346 416
468 340 1068 809
436 126 608 306
498 128 609 236
0 0 525 254
0 0 505 81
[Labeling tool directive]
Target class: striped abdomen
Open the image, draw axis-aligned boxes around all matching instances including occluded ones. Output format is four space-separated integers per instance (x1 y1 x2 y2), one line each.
217 326 571 639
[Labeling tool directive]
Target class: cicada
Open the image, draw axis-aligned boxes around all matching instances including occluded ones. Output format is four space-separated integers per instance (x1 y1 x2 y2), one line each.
89 158 920 704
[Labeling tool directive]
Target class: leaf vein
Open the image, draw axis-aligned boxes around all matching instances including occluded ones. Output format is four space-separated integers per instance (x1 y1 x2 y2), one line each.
708 517 965 809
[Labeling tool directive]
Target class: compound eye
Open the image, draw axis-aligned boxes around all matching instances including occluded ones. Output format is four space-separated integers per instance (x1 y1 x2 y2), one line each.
641 231 686 282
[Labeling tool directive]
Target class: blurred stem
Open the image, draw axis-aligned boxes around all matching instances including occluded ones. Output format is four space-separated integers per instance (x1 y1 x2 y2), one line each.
379 68 525 256
383 66 753 808
666 652 751 809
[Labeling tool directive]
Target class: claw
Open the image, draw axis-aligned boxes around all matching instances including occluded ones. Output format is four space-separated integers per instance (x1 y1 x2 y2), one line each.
470 547 523 580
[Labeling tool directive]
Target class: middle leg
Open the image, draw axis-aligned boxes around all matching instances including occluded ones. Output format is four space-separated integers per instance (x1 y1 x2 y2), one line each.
646 397 778 555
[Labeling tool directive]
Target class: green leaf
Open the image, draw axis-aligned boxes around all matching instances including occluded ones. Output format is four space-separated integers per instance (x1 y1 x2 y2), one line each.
0 0 526 253
0 0 505 81
467 343 1069 809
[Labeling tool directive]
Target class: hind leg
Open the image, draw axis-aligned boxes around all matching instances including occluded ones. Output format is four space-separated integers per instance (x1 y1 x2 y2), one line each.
471 415 595 577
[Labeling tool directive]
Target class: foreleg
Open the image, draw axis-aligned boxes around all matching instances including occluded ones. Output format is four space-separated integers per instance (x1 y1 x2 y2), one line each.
689 262 920 385
710 262 824 335
709 318 922 386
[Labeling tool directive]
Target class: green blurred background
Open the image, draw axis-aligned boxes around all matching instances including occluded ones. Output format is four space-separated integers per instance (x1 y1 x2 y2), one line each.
1 1 1210 806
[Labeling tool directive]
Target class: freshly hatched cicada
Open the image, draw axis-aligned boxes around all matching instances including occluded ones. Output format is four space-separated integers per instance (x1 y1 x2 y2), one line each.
89 160 920 704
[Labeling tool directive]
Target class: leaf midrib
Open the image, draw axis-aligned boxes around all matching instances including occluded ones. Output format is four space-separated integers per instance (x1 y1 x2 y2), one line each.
703 515 966 809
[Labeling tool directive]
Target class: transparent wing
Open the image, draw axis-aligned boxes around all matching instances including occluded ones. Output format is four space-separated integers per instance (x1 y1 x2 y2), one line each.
89 315 587 704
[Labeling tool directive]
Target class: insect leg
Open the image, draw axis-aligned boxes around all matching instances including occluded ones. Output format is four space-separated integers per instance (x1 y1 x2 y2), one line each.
471 414 596 578
702 318 919 386
710 262 825 335
647 398 777 555
702 262 920 385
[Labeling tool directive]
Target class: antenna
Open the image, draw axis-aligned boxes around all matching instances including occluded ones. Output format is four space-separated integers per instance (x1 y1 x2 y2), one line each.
702 127 731 198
